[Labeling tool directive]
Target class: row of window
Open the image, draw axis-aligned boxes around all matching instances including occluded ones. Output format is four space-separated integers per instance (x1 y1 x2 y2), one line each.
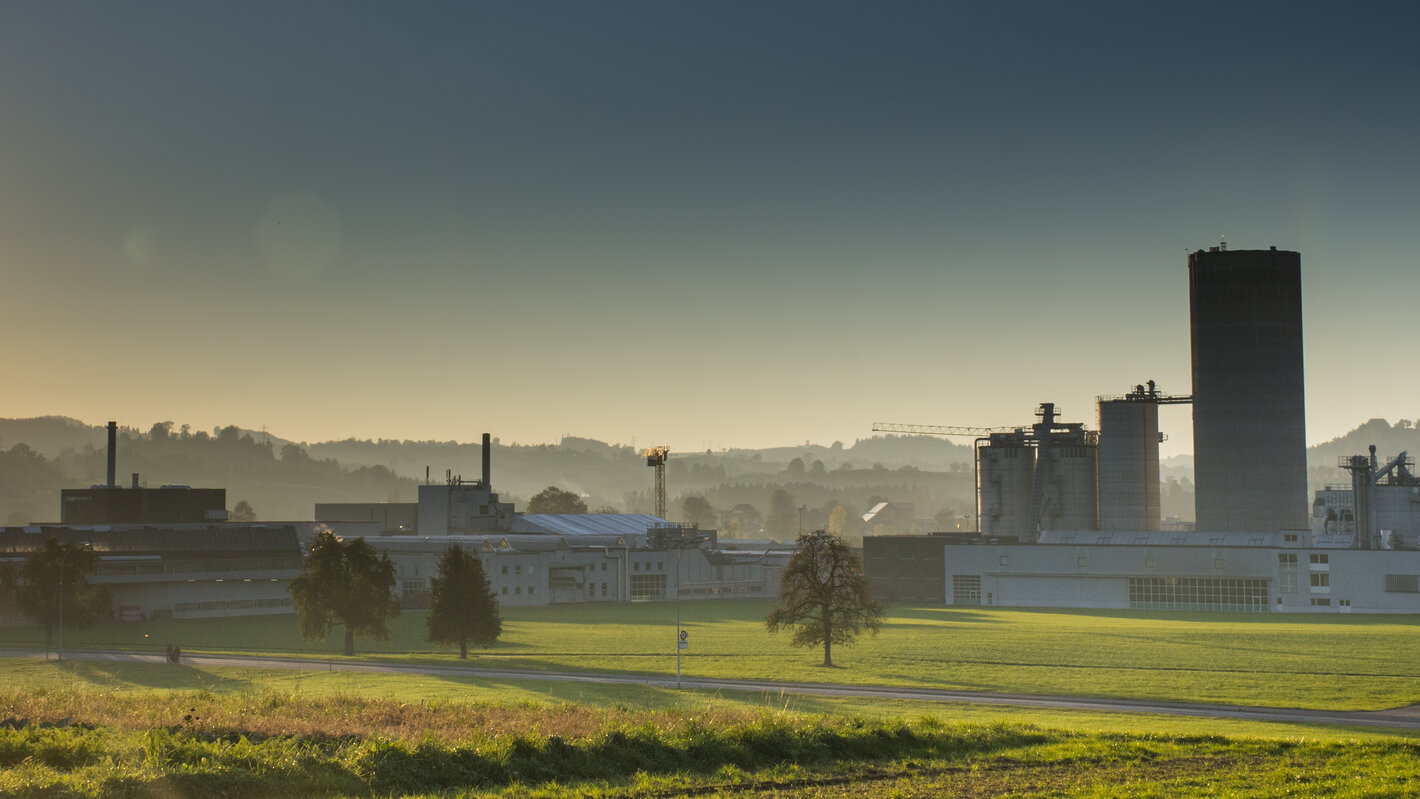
500 585 535 596
174 597 292 612
1127 577 1270 612
630 574 667 601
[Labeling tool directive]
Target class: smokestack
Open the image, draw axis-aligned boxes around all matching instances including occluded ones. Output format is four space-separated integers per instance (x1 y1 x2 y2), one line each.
482 433 491 488
132 473 139 490
106 421 117 488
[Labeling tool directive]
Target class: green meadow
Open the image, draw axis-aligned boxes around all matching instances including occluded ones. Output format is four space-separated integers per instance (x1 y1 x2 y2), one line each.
6 603 1420 796
5 602 1419 711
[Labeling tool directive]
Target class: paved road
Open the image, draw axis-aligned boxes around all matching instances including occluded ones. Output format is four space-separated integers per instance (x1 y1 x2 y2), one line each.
7 647 1419 732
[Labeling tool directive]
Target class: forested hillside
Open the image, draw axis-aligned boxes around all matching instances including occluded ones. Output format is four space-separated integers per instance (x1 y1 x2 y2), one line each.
5 415 1416 533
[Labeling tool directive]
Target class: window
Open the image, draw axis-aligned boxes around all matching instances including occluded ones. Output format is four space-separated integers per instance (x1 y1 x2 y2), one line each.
501 586 508 595
1310 598 1331 607
952 575 981 605
1213 558 1226 570
588 583 595 596
515 586 521 595
1076 556 1089 567
501 565 508 575
658 561 665 571
634 561 640 571
1309 553 1329 568
514 564 522 575
999 555 1009 566
1278 551 1298 594
1284 533 1299 543
601 562 607 571
601 582 608 597
629 574 667 600
1145 557 1155 568
528 586 535 595
1386 575 1420 593
1310 572 1330 593
1127 577 1270 612
1338 599 1350 607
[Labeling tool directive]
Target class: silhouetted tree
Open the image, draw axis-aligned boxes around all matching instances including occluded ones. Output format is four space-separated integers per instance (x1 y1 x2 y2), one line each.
230 500 257 522
426 544 501 658
8 539 112 646
766 529 882 667
680 495 716 530
765 488 799 537
289 530 399 656
527 486 587 514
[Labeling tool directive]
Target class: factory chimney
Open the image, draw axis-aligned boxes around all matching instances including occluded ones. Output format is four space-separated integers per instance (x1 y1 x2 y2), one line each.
106 421 118 488
481 433 491 488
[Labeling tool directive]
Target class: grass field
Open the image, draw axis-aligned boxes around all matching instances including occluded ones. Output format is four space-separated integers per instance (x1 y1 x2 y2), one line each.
2 680 1420 798
4 601 1419 711
7 602 1420 796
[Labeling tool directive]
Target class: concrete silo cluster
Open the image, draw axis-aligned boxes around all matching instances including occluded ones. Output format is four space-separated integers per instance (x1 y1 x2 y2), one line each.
977 245 1309 540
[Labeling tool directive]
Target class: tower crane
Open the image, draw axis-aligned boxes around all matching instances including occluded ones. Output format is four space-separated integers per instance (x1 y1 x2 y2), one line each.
643 446 670 519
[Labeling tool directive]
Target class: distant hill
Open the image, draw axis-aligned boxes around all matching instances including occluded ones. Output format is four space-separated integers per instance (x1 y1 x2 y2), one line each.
12 415 1411 532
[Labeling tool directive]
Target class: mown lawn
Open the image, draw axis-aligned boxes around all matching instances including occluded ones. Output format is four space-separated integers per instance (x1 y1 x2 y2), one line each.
5 602 1420 710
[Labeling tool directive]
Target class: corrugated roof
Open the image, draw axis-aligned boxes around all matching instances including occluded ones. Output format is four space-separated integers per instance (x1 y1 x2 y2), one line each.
0 525 301 556
510 513 670 536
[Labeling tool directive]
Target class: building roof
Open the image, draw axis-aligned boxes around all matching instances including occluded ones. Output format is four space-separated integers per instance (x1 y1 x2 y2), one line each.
0 524 301 557
510 513 671 536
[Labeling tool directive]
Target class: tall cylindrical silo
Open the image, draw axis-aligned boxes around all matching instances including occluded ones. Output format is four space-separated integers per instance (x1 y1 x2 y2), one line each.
1189 246 1308 532
1098 397 1161 531
1041 440 1099 531
979 434 1034 538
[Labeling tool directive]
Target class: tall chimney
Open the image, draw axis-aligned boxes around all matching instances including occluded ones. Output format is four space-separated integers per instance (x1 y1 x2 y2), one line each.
106 421 118 488
482 433 491 488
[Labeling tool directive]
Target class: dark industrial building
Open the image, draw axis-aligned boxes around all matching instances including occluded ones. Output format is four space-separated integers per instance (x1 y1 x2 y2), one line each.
1189 246 1308 533
58 422 228 525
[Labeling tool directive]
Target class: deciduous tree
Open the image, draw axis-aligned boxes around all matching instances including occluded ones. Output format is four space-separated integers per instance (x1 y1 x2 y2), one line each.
289 530 399 656
527 486 588 514
6 539 112 646
426 544 501 659
766 529 882 667
679 495 716 530
765 488 799 538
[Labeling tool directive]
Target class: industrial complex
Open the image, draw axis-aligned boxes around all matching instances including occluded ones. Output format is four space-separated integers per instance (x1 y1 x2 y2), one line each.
5 243 1418 624
868 244 1420 613
0 428 792 626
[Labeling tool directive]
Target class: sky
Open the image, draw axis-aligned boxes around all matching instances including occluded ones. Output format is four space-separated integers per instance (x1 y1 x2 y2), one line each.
2 1 1418 456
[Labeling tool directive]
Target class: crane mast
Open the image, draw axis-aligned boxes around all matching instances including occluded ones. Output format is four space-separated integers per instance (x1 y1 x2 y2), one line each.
643 446 669 519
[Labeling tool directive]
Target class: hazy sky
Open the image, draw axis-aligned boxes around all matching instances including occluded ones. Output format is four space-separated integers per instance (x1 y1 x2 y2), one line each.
3 2 1417 456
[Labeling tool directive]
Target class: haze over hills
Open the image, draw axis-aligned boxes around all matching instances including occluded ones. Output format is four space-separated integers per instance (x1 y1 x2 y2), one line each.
3 415 1417 532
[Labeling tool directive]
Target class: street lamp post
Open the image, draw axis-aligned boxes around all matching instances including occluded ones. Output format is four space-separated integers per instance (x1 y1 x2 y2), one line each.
673 534 709 688
57 557 63 662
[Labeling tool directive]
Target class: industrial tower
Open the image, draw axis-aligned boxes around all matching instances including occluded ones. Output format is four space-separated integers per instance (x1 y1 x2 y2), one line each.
1189 245 1308 533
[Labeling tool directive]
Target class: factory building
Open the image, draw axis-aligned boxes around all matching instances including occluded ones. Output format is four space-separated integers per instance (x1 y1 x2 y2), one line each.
867 243 1420 614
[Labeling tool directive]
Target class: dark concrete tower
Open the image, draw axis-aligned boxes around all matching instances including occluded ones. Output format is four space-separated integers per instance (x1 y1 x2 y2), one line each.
1189 246 1308 532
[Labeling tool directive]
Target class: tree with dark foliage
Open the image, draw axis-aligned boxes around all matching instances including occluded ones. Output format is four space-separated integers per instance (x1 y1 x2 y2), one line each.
426 544 502 658
289 530 399 656
766 529 882 667
526 486 587 514
3 539 111 647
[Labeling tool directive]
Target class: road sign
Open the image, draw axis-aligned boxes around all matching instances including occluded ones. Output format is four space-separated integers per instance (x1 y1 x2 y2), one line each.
678 641 688 650
679 630 688 642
